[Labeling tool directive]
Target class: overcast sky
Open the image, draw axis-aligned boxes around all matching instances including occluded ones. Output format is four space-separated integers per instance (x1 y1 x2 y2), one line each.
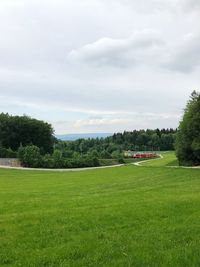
0 0 199 134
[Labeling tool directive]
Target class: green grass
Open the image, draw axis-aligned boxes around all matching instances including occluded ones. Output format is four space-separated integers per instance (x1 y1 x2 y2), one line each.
124 158 150 164
0 154 200 267
141 152 179 167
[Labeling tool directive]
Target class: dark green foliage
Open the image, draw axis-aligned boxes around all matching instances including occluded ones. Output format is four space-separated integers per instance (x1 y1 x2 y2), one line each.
52 150 64 168
118 156 125 164
100 150 111 159
63 154 100 168
0 113 54 153
18 145 42 168
0 145 17 158
18 145 100 168
176 91 200 166
111 150 122 159
41 154 55 168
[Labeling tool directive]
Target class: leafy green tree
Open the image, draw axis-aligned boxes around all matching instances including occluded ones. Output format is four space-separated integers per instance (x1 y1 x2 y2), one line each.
100 150 111 159
87 149 99 158
63 149 74 158
52 150 64 168
149 133 161 150
18 145 42 167
0 113 54 153
111 150 122 159
42 154 54 168
5 148 17 158
118 156 125 164
0 144 16 158
176 91 200 166
160 133 175 150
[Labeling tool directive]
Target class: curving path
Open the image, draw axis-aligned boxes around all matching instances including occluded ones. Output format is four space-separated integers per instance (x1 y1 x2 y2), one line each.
0 163 125 172
1 153 199 171
133 153 200 169
133 154 163 166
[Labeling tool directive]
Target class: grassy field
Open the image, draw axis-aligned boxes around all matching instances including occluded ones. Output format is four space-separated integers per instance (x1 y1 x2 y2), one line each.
1 153 200 267
140 152 179 167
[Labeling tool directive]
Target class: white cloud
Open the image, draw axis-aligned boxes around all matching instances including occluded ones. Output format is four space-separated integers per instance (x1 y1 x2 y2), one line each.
69 30 200 73
164 33 200 72
182 0 200 10
69 31 165 68
51 112 181 134
0 0 199 134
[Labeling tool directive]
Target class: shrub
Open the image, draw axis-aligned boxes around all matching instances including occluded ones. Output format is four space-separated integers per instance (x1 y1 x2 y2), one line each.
0 146 17 158
100 150 111 159
118 156 125 164
18 145 42 168
17 146 100 169
52 150 64 168
111 150 122 159
42 154 55 168
6 148 17 158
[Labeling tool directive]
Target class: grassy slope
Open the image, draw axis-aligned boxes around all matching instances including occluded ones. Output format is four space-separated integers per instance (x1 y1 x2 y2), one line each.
140 152 179 167
0 156 200 267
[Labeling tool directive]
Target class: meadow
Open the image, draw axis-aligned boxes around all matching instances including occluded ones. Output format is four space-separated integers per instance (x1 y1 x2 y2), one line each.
1 153 200 267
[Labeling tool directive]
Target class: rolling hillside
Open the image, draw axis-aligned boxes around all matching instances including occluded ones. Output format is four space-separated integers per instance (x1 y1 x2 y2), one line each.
0 154 200 267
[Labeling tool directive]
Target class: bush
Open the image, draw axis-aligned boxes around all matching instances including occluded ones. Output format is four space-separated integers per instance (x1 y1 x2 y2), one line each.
118 156 125 164
63 155 100 169
87 149 99 158
62 149 73 158
111 150 122 159
52 150 64 168
18 145 42 168
6 148 17 158
17 146 100 169
100 150 111 159
42 154 55 168
0 146 17 158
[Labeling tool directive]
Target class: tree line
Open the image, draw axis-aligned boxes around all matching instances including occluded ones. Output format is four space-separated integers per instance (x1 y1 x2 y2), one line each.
55 128 177 159
0 113 54 155
176 91 200 166
0 112 178 167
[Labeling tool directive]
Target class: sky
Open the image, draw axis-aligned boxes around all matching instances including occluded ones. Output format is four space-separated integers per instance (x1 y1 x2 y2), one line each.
0 0 199 134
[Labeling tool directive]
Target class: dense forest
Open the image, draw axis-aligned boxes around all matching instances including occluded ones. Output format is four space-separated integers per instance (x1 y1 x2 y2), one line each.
55 128 177 159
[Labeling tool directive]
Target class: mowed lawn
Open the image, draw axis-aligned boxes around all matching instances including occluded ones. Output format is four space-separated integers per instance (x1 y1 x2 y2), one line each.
1 156 200 266
141 152 179 167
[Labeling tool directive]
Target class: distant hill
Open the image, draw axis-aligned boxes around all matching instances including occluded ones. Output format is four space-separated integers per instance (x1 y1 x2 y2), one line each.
56 133 113 141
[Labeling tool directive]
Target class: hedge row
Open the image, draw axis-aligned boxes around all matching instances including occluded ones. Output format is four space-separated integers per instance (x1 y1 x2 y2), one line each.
18 145 100 168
